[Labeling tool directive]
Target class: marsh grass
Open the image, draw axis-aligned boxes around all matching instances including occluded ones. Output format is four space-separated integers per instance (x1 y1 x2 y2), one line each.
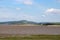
0 35 60 40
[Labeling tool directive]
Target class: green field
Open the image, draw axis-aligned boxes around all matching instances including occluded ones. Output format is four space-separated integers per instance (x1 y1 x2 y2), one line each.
0 35 60 40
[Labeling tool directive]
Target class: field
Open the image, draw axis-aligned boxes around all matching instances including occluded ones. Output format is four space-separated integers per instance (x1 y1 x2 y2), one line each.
0 25 60 40
0 35 60 40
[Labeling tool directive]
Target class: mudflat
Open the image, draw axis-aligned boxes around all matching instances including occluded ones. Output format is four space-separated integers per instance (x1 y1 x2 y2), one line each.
0 25 60 35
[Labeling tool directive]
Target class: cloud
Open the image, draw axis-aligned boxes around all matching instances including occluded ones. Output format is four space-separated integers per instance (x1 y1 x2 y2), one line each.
16 0 33 5
45 8 60 14
0 7 38 22
15 13 38 21
16 8 21 10
56 0 60 3
41 15 46 17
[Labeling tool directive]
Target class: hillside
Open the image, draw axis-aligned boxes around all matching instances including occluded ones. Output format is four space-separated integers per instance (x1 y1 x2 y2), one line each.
0 20 60 25
0 20 38 25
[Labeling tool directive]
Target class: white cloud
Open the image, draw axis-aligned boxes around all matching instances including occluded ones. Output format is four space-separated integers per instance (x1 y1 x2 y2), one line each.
23 0 33 5
56 0 60 3
16 13 38 21
0 7 38 22
16 0 33 5
41 15 46 17
45 8 60 14
16 8 21 10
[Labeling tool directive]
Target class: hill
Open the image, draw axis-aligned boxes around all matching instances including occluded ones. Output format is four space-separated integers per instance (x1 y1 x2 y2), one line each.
0 20 38 25
0 20 60 25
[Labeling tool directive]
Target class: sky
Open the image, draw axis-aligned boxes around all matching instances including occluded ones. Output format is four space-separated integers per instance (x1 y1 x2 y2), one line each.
0 0 60 22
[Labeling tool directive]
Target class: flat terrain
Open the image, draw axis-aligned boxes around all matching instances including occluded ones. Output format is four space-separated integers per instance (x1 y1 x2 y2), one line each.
0 25 60 40
0 25 60 35
0 35 60 40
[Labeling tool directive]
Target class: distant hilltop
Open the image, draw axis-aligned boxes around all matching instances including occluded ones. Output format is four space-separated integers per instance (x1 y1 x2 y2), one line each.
0 20 38 25
0 20 60 25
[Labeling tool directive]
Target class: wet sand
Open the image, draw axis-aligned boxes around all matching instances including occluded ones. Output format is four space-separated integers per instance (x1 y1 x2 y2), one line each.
0 25 60 35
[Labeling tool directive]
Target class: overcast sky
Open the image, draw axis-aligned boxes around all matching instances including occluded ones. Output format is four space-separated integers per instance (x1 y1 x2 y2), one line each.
0 0 60 22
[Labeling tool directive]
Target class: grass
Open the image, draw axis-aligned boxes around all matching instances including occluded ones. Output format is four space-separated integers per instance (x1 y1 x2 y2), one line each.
0 35 60 40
